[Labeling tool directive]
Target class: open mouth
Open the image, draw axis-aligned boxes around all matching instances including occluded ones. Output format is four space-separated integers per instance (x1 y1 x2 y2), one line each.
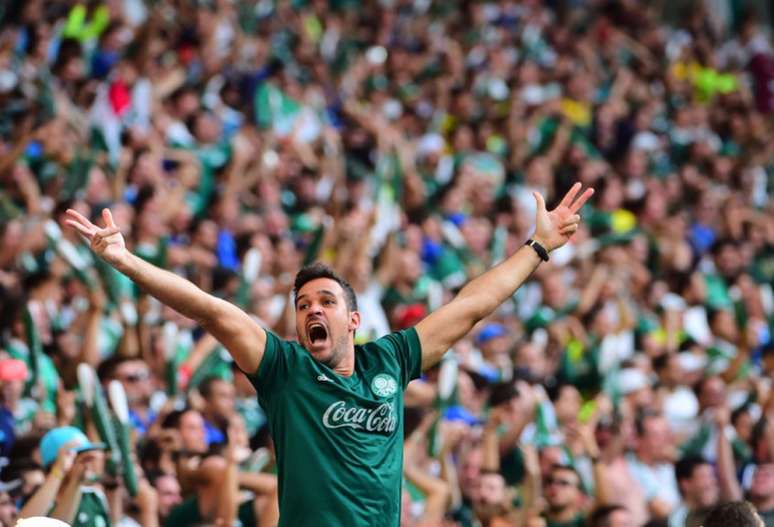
307 322 328 344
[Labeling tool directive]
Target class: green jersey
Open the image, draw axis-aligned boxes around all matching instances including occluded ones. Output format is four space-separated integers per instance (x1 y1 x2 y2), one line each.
72 487 111 527
248 328 423 527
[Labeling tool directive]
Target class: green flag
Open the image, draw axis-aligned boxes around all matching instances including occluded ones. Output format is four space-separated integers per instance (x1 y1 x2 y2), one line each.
108 380 138 497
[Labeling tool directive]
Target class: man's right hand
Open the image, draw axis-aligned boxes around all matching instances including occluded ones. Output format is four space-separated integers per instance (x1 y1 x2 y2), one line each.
65 208 129 269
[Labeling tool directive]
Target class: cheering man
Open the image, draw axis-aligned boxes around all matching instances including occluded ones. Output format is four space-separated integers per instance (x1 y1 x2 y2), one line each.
65 183 593 526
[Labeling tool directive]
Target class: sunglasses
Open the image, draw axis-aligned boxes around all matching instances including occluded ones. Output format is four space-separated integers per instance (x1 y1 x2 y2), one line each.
121 372 149 383
546 478 577 488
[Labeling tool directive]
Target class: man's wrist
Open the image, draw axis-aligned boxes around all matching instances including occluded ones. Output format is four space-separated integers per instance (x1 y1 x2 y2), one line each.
531 236 550 252
525 239 550 262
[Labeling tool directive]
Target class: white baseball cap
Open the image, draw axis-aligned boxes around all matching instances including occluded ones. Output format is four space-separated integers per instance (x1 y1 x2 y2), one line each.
16 518 71 527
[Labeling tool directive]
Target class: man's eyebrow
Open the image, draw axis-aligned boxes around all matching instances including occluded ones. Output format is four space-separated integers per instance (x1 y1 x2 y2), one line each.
295 290 338 303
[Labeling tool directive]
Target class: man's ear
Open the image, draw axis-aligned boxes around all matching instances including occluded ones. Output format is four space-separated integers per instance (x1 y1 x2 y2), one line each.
349 311 361 332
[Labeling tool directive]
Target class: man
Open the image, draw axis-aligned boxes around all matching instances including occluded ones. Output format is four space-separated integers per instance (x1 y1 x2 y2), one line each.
625 412 680 518
670 406 743 527
543 464 587 527
148 473 181 522
198 376 236 445
159 408 208 455
473 470 513 527
99 356 156 436
21 426 110 527
669 456 722 527
65 183 593 526
748 463 774 527
0 359 38 436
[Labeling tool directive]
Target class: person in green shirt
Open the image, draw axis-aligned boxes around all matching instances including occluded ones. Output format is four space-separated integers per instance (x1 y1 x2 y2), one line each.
543 465 588 527
64 183 594 526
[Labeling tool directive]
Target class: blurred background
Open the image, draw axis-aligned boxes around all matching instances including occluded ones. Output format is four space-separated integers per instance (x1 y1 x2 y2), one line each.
0 0 772 526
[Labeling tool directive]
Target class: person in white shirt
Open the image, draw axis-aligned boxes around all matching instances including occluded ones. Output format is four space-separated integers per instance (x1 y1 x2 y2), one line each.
625 411 681 520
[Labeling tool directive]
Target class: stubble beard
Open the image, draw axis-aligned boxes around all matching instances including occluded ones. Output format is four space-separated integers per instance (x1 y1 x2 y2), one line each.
319 333 350 370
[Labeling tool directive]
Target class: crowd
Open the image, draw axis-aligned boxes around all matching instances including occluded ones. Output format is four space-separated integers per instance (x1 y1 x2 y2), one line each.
0 0 773 526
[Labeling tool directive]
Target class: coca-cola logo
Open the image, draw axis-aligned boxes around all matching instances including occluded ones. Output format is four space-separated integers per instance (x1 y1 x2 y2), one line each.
322 401 397 433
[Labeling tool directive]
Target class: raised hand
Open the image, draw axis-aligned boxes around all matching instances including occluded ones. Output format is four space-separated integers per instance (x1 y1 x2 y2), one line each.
533 182 594 252
64 208 129 268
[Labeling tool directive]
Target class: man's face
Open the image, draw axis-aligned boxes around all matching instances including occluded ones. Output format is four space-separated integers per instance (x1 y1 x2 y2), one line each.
544 468 581 510
206 380 235 420
295 278 359 369
155 475 182 518
699 377 727 410
179 410 208 453
554 386 581 425
477 473 506 506
459 448 482 500
114 360 152 406
684 464 719 508
639 416 676 463
76 450 105 483
0 379 23 403
0 491 17 526
750 464 774 501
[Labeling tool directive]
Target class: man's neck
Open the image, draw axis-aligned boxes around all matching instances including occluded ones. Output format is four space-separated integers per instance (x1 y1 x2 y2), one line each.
325 338 356 377
636 451 656 466
130 403 148 419
331 350 356 377
547 505 579 523
1 398 19 411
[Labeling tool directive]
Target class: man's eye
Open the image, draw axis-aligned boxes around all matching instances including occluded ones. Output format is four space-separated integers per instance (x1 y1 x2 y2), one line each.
299 304 308 310
323 299 333 305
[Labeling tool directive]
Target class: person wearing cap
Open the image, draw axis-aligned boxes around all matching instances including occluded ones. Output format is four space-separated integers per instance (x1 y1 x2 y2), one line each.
475 323 512 378
18 426 109 527
0 359 39 437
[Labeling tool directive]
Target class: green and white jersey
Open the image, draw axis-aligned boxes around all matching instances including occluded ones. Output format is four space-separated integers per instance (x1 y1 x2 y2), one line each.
72 487 111 527
248 328 423 527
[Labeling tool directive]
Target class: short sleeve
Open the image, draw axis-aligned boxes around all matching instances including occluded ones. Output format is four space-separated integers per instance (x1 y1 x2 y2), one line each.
247 330 291 406
379 327 423 388
626 458 659 501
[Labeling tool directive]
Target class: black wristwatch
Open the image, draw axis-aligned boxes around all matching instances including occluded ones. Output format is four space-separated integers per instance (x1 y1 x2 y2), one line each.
525 239 549 262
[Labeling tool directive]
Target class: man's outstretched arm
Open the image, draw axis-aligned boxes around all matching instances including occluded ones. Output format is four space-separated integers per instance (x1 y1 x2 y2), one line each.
415 183 593 370
65 208 265 373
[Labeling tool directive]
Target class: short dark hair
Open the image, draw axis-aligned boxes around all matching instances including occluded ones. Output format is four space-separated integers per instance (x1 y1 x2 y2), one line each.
550 463 581 486
199 375 227 399
293 262 358 312
488 381 519 407
589 505 628 527
675 455 710 483
160 407 199 430
703 500 762 527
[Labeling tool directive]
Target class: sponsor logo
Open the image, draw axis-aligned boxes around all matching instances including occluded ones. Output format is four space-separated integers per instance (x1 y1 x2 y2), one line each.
322 401 397 433
317 374 332 382
371 373 398 398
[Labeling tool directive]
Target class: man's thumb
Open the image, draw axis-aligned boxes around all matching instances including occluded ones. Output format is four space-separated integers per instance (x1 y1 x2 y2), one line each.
533 191 546 213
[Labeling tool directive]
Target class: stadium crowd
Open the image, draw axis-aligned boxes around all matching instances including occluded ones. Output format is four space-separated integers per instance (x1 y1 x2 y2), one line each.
0 0 773 526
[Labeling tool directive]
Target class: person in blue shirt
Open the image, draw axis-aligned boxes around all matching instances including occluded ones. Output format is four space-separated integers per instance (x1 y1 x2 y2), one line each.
198 376 236 445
